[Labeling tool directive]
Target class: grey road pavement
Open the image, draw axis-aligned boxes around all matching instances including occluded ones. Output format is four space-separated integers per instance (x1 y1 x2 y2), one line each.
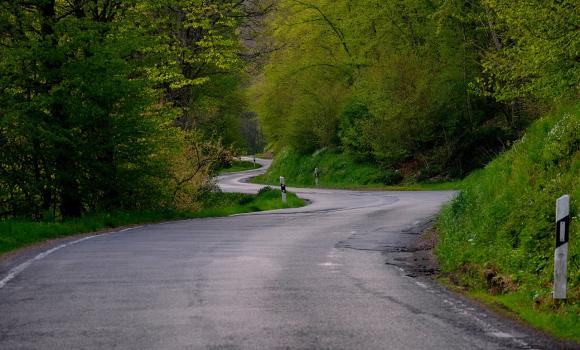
0 158 573 349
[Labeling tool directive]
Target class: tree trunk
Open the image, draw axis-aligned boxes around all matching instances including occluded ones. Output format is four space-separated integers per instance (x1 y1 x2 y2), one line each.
60 186 83 219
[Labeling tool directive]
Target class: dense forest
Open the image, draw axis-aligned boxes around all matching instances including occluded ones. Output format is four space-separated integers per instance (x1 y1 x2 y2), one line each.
250 0 578 179
0 0 270 220
0 0 578 221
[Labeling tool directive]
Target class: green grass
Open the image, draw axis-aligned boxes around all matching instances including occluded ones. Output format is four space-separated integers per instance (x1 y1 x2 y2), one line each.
436 103 580 341
0 188 304 255
252 148 459 191
469 290 580 342
190 187 304 218
218 160 261 174
0 210 193 255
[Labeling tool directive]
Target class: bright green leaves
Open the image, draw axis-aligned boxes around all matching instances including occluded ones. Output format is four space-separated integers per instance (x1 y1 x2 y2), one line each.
184 1 242 70
338 101 374 160
136 0 249 148
252 0 487 174
251 0 577 179
139 0 244 97
250 0 354 153
478 0 579 101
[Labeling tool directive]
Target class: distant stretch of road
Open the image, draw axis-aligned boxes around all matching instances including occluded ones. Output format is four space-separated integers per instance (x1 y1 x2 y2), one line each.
0 158 570 349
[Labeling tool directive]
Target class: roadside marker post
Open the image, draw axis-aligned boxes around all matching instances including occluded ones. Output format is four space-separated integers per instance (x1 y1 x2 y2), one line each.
280 176 287 203
554 195 570 301
314 167 320 187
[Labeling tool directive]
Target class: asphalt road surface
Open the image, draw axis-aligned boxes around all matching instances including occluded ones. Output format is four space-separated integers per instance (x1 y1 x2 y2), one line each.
0 159 574 349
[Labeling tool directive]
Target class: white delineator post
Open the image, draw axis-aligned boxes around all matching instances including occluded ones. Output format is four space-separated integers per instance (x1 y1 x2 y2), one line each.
280 176 287 203
314 167 320 187
554 195 570 300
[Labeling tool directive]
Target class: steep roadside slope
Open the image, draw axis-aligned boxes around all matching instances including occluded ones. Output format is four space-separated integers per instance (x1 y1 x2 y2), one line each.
436 104 579 340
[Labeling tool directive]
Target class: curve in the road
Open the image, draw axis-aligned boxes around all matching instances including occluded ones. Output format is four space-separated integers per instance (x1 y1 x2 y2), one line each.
0 158 574 350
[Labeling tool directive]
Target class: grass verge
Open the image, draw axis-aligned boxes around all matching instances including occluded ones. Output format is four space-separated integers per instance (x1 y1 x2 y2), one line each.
252 149 458 191
0 187 304 256
470 290 580 342
190 187 304 218
436 274 580 342
218 160 261 174
435 103 579 341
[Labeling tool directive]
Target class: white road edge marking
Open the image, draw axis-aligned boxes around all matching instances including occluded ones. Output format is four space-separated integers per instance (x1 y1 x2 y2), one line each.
489 331 514 339
442 296 533 348
0 226 143 290
415 281 428 289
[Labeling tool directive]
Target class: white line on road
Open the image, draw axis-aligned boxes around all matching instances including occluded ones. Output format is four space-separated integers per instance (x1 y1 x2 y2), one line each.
0 226 143 290
415 281 428 289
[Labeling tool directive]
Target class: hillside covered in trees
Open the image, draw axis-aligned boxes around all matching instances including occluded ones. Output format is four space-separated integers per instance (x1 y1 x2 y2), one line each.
0 1 271 220
250 0 578 180
1 0 576 217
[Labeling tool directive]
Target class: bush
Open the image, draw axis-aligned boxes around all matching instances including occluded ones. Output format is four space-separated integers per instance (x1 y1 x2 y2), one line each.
237 195 255 206
339 101 375 160
257 186 275 196
379 170 404 185
255 148 388 187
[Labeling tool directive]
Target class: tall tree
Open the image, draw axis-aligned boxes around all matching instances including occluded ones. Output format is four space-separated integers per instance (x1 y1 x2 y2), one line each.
0 0 257 219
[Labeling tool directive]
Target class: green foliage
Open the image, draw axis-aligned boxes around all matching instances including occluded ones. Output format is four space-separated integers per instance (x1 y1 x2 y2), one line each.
250 0 577 179
249 0 518 177
477 0 579 101
140 0 251 148
0 1 253 220
183 188 305 218
0 1 174 218
339 101 375 161
436 104 579 328
249 0 352 154
470 291 580 342
139 0 243 90
253 148 405 187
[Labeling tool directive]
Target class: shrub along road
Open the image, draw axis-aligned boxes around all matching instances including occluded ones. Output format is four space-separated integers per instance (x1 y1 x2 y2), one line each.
0 159 575 349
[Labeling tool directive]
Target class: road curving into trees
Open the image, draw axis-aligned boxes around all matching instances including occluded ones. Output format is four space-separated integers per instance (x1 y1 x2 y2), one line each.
0 160 574 349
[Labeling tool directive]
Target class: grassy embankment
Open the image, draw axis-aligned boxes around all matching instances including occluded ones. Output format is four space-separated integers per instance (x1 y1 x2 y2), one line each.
251 149 458 191
0 187 303 256
436 104 579 341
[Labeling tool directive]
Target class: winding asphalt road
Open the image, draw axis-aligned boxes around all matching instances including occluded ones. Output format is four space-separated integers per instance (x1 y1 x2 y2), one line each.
0 159 573 349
